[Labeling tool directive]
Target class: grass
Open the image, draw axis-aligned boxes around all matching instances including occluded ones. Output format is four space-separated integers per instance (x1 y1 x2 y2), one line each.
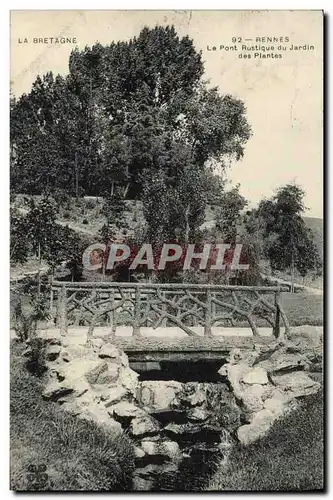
281 291 323 326
207 390 324 491
10 340 135 491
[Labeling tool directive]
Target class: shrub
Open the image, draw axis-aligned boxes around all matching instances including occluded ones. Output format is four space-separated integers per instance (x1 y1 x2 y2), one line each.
12 300 36 342
85 199 96 210
82 218 89 225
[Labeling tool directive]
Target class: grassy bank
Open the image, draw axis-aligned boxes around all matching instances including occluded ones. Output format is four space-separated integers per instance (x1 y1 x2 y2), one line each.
281 292 323 326
10 341 135 491
207 390 324 491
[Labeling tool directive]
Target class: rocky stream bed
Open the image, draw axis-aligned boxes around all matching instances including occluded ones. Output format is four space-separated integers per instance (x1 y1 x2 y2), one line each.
31 326 322 491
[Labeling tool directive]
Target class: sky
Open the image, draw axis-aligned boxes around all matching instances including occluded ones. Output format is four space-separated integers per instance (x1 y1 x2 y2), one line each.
10 10 323 217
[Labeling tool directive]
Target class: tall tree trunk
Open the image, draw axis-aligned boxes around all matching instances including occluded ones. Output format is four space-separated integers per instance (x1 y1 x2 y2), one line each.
123 182 130 198
37 242 41 298
291 250 295 294
184 205 190 244
75 152 79 198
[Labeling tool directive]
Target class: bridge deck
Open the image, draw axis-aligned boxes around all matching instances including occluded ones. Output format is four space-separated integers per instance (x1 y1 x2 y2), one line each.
112 335 275 362
34 326 276 362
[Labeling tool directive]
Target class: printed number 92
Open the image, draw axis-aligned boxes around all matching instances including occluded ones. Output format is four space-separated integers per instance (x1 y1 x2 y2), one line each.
232 37 242 43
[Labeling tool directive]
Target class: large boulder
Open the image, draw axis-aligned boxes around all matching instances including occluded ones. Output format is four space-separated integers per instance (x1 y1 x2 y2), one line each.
108 402 147 425
138 381 183 410
242 367 268 385
95 364 120 385
258 352 308 375
237 409 277 445
241 384 265 414
140 440 181 461
77 403 123 432
56 358 108 386
271 372 321 398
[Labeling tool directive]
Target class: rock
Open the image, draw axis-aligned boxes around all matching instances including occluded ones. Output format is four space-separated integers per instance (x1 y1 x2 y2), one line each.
271 354 307 374
140 434 160 442
251 408 276 428
242 367 268 385
187 408 208 422
237 409 277 445
56 359 109 389
237 424 254 445
228 348 243 364
44 344 61 361
185 386 206 407
85 361 109 384
132 474 155 491
140 440 180 461
96 364 120 385
138 381 183 410
135 463 178 479
134 446 145 459
164 422 221 441
263 397 285 416
271 372 321 398
91 338 104 351
289 325 322 340
61 350 71 362
133 463 178 489
160 440 181 460
119 366 139 393
257 352 308 375
120 351 129 367
109 402 146 424
99 343 120 359
103 387 129 407
72 380 91 397
140 441 158 456
218 362 250 400
130 415 161 438
78 404 122 432
252 343 280 364
242 384 265 413
42 382 73 401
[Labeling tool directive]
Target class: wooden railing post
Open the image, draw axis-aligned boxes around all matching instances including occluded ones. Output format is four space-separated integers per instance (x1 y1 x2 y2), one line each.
204 288 212 336
161 291 167 327
274 290 282 340
58 285 67 337
133 285 141 337
110 289 116 337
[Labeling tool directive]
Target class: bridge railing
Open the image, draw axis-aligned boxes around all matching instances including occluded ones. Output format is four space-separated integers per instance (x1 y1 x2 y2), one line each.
50 281 290 340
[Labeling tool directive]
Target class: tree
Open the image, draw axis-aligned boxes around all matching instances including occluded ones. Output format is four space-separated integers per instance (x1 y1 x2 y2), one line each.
214 184 248 242
10 207 30 264
11 25 251 200
24 197 58 295
258 184 321 292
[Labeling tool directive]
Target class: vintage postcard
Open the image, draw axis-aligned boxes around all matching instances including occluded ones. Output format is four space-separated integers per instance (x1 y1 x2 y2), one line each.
10 10 324 492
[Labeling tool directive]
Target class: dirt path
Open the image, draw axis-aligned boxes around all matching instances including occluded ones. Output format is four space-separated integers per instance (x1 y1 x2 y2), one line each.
260 273 323 296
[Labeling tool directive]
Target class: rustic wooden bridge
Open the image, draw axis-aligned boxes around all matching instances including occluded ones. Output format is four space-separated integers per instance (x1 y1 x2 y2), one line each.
47 282 290 361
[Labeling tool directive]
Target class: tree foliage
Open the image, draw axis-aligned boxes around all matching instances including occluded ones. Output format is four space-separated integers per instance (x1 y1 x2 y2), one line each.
11 25 251 202
258 184 322 282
